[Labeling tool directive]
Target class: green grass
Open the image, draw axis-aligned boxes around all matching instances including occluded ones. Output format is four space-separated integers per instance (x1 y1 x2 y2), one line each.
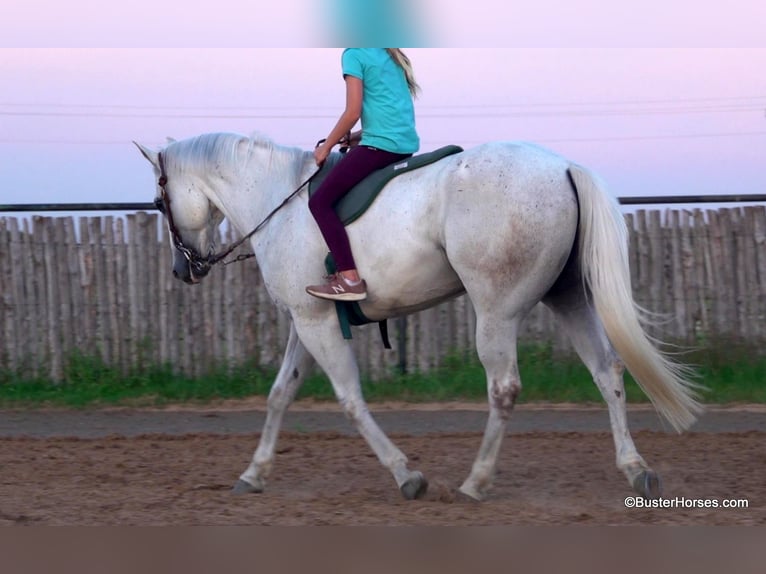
0 342 764 408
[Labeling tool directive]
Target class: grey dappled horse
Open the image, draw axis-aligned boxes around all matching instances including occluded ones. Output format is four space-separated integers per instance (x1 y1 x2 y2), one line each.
136 132 702 501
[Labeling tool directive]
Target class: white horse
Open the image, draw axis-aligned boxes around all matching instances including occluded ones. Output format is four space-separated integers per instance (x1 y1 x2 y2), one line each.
135 132 702 501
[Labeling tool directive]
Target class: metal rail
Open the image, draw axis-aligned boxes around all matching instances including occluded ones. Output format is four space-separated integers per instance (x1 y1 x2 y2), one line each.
2 194 766 213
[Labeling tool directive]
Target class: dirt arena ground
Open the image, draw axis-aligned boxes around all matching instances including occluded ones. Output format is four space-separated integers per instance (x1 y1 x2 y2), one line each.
0 402 763 525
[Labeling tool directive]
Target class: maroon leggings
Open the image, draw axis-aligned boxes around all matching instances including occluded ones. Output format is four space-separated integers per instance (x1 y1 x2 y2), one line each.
308 145 411 272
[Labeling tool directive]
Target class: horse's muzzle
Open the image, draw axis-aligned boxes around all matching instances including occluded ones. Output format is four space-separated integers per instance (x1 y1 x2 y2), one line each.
172 253 210 285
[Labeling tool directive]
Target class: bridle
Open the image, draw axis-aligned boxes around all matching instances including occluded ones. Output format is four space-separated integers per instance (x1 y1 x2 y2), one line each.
154 149 321 275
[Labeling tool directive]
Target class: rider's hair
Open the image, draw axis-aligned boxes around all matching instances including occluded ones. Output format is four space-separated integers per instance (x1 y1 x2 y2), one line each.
385 49 420 97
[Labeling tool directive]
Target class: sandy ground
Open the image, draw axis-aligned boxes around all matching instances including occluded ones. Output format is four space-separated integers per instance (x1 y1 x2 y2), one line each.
0 401 763 525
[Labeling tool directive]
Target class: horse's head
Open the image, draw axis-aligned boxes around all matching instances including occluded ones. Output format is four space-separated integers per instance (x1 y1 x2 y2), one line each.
134 140 224 284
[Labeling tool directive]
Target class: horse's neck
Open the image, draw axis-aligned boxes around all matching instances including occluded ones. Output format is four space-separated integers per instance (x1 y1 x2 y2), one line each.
214 144 314 240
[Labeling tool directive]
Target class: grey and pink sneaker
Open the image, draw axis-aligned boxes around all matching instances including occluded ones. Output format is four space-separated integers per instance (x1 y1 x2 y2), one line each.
306 273 368 301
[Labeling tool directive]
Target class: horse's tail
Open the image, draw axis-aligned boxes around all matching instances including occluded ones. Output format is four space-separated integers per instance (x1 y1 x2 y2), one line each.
567 163 704 432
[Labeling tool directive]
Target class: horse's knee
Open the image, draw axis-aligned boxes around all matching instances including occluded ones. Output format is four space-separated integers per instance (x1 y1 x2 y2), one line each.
266 386 289 411
490 378 520 419
337 395 367 423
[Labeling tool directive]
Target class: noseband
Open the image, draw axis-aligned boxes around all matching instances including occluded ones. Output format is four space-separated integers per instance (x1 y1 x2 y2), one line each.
155 150 320 273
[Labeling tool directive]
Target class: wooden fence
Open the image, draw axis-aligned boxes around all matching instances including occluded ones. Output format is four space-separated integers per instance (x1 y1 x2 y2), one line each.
1 206 765 381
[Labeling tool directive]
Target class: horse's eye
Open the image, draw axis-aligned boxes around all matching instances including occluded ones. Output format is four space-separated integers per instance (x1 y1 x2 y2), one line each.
154 197 166 215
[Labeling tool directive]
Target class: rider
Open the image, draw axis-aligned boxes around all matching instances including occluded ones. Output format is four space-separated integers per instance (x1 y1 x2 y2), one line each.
305 48 420 301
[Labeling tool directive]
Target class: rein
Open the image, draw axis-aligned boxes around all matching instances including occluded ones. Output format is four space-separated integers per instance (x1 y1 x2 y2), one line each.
155 150 321 273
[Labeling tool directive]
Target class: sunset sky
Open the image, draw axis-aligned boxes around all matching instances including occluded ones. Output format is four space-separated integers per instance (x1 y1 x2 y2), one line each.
1 1 765 218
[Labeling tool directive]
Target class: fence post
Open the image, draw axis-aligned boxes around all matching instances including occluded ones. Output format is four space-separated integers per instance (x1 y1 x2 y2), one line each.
2 204 766 381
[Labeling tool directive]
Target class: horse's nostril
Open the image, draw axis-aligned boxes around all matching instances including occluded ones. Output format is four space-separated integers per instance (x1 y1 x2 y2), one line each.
172 269 179 279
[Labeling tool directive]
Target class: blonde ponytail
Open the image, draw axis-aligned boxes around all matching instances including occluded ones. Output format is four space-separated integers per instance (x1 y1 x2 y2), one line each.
386 49 420 97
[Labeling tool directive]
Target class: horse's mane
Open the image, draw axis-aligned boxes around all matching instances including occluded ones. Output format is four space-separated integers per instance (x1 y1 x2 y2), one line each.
164 132 305 177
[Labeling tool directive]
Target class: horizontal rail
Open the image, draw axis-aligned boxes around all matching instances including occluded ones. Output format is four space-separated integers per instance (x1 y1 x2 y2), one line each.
2 194 766 213
0 202 155 212
618 194 766 205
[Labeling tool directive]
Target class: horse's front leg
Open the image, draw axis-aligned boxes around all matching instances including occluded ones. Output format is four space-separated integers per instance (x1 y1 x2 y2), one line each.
233 323 314 494
294 317 428 500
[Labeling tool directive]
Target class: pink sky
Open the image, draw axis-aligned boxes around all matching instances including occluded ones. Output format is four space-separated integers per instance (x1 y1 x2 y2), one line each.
2 1 765 48
1 48 765 211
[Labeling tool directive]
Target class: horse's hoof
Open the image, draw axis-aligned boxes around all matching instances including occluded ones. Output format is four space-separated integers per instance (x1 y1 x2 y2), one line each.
400 472 429 500
231 478 263 495
457 484 483 502
632 470 662 499
455 488 482 503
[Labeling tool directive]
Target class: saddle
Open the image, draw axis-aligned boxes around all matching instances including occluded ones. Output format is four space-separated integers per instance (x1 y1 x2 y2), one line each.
309 145 463 224
310 145 464 347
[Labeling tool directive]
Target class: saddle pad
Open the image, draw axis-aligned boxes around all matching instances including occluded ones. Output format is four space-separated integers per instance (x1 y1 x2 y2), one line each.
309 144 463 225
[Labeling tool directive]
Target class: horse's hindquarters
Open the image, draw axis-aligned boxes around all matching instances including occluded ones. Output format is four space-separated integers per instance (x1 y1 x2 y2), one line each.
441 144 579 306
346 142 579 321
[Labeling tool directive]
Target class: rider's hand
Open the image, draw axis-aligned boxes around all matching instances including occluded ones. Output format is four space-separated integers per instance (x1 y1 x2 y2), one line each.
314 142 332 166
340 130 361 149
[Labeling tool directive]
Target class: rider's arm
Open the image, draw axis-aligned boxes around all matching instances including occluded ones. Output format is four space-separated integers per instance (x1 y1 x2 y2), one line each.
314 76 362 165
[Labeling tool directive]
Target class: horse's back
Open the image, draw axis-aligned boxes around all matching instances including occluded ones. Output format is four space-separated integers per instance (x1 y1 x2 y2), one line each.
382 141 576 223
360 141 576 231
351 141 579 318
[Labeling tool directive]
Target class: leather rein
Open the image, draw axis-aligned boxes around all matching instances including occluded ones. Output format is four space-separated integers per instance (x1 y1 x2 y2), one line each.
154 149 321 274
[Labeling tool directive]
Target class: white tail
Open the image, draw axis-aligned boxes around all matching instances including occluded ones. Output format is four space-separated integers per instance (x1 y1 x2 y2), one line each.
568 164 704 432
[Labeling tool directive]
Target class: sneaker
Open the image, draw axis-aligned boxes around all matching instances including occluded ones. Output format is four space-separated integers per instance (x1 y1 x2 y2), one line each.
306 273 367 301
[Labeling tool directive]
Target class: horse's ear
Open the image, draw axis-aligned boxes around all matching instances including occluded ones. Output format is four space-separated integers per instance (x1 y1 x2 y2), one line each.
165 136 177 144
133 141 159 168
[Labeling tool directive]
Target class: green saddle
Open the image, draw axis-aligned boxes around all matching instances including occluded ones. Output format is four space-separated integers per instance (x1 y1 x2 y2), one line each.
311 144 464 347
309 144 464 225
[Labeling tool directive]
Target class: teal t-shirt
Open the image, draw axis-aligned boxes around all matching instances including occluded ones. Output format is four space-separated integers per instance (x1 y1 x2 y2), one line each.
341 48 420 154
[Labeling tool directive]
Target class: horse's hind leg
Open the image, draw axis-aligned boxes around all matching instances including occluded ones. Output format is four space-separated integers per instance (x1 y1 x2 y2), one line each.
234 323 315 494
544 293 661 498
459 314 524 501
